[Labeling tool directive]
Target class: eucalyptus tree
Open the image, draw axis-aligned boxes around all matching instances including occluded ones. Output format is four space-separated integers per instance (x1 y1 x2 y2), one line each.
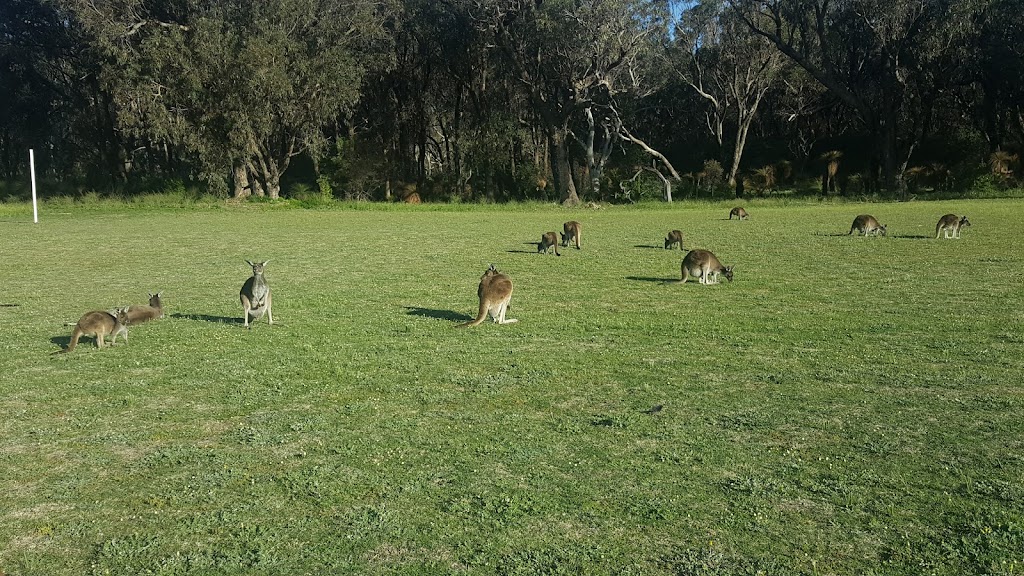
730 0 986 193
671 0 786 187
486 0 657 204
56 0 391 197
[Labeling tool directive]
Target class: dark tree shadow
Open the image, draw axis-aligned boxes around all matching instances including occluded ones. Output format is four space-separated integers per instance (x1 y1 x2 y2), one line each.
626 276 678 284
170 312 242 324
404 307 473 322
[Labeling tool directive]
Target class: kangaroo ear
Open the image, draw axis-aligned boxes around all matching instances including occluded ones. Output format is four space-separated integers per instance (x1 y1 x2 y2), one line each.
262 260 270 266
245 260 254 266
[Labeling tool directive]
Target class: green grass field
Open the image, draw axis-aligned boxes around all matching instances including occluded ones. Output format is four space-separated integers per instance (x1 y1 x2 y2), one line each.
1 199 1022 575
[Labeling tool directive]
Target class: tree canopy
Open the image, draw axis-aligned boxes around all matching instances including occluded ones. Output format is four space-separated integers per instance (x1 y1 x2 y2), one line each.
1 0 1021 200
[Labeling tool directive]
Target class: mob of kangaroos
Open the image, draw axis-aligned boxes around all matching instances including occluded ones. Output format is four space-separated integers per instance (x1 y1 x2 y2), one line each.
240 260 273 329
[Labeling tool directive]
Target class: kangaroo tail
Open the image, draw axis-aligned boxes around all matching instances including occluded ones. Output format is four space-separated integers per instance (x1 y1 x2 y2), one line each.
457 302 488 328
54 330 80 354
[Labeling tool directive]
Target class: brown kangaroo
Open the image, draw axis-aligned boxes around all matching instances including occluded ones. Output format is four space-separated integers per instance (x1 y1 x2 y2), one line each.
458 264 518 327
729 207 749 220
849 215 887 236
55 308 129 353
538 232 561 256
665 230 684 250
560 221 582 249
680 249 734 284
935 214 970 239
124 292 164 325
240 260 273 329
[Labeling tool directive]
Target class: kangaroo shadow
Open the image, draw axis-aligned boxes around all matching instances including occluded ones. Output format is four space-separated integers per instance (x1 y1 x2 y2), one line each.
507 249 537 254
891 234 930 240
815 232 853 237
0 303 19 307
626 276 678 284
404 307 473 322
170 312 242 324
50 335 71 348
634 244 665 250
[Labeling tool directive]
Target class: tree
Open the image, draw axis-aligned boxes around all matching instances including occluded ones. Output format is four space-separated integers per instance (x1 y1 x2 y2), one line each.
672 0 785 186
56 0 390 197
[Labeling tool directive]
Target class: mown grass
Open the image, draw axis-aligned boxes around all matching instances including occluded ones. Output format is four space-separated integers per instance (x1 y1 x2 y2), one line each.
1 199 1022 575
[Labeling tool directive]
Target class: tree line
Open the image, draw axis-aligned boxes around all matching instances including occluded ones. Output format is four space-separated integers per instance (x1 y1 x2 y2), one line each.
1 0 1021 203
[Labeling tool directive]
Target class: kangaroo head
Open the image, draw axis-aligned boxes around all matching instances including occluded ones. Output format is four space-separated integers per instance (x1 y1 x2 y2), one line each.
723 266 734 282
878 225 888 237
246 260 269 274
148 292 162 307
960 216 971 227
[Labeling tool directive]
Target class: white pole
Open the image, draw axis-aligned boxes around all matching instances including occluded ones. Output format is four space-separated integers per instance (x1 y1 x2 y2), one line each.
30 149 38 223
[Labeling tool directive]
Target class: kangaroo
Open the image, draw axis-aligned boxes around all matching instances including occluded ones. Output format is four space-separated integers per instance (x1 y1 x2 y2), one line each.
729 207 749 220
538 232 560 256
55 308 129 353
680 249 734 284
560 221 582 249
124 292 164 325
665 230 684 250
240 260 273 329
936 214 970 239
849 214 887 236
458 264 518 327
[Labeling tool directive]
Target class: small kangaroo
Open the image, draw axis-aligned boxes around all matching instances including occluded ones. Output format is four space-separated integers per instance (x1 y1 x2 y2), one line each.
560 221 582 249
680 249 734 284
458 264 518 327
124 292 164 325
935 214 970 239
538 232 561 256
240 260 273 329
849 214 887 236
55 308 129 353
729 207 749 220
664 230 684 250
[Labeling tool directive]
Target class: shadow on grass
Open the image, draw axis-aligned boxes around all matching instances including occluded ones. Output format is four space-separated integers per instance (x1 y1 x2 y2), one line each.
891 234 930 239
0 303 19 307
404 307 473 322
170 312 242 324
507 249 538 254
626 276 678 284
815 232 853 237
634 244 666 250
50 335 71 349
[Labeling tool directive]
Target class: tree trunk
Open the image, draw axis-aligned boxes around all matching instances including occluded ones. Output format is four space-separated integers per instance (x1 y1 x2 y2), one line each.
549 129 580 206
232 160 251 198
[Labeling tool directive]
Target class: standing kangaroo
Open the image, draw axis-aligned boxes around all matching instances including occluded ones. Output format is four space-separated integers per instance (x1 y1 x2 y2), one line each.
55 308 129 353
458 264 518 327
729 207 749 220
680 249 734 284
665 230 684 250
935 214 970 239
538 232 561 256
124 292 164 325
561 221 582 249
849 215 887 236
240 260 273 329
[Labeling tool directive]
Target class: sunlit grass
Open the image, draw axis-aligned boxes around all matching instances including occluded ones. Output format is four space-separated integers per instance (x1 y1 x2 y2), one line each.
1 199 1022 574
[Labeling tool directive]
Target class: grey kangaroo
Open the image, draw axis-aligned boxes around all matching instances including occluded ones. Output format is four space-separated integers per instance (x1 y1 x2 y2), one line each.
240 260 273 329
124 292 164 325
55 308 130 353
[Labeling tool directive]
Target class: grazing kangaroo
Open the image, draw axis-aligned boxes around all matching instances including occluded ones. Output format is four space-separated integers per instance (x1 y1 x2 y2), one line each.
240 260 273 329
561 221 582 249
538 232 561 256
55 308 129 353
680 249 734 284
665 230 684 250
729 207 749 220
849 214 887 236
936 214 970 239
124 292 164 325
458 264 518 327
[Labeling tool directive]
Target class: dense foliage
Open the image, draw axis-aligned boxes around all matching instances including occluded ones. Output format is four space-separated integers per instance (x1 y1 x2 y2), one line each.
1 0 1021 201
